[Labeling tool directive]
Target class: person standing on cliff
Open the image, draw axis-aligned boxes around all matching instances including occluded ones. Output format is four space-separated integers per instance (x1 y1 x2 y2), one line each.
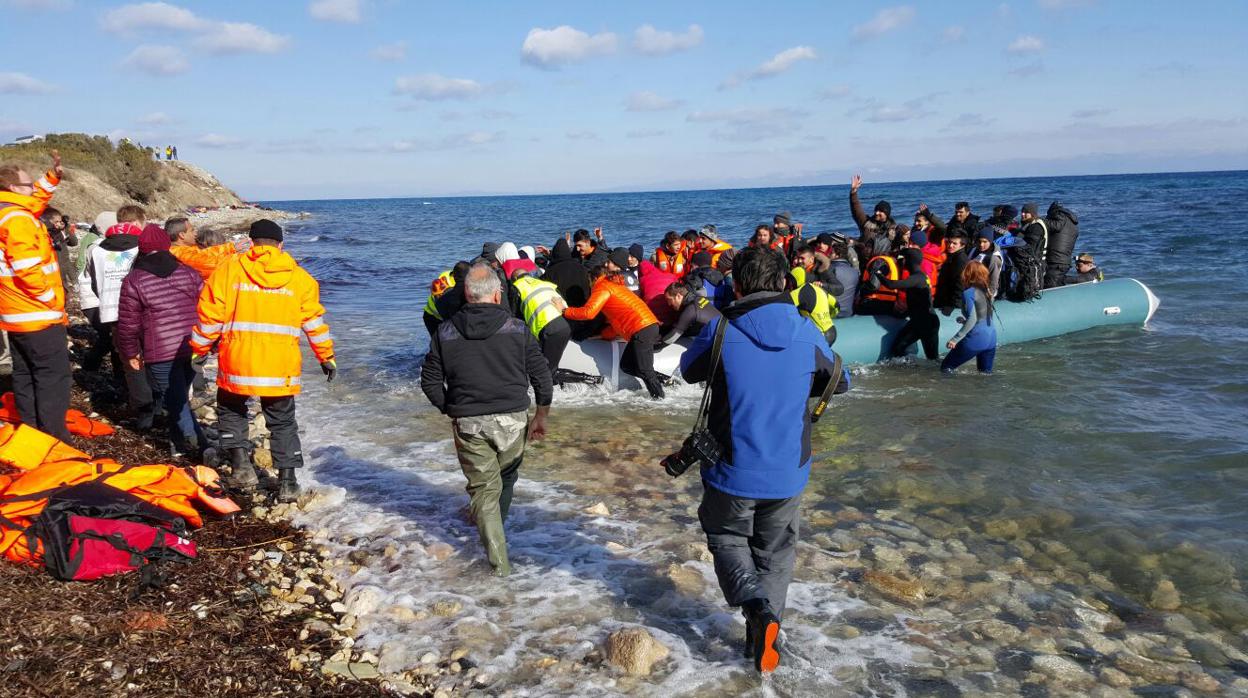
421 262 553 577
189 219 336 502
0 151 72 440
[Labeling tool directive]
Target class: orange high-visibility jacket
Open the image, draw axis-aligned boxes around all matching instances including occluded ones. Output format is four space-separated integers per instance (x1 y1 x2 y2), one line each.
171 241 237 280
0 169 66 333
189 245 334 397
563 277 658 340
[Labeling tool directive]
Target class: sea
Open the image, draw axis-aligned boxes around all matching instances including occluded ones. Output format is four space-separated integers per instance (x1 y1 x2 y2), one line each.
265 170 1248 696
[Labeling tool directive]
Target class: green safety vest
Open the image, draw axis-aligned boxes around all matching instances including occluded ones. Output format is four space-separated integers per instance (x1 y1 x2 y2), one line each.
789 267 837 334
513 275 563 337
423 270 455 319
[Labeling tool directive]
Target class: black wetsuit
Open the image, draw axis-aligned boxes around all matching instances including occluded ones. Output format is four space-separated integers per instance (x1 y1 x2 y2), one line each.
881 270 939 360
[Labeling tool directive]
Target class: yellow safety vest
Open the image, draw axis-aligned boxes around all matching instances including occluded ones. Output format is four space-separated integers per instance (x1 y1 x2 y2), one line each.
789 268 836 334
423 270 455 319
513 275 563 337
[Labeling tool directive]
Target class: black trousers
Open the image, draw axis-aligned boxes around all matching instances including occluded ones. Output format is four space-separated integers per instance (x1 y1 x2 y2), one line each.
216 389 304 470
8 324 72 441
890 313 940 360
699 483 801 619
620 324 664 398
538 318 572 376
1044 262 1070 289
82 310 121 378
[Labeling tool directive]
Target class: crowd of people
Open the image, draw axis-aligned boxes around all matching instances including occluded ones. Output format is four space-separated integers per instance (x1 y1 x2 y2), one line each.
0 151 335 503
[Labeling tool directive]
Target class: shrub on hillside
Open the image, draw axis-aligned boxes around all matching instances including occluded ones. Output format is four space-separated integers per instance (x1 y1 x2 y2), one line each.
0 133 163 203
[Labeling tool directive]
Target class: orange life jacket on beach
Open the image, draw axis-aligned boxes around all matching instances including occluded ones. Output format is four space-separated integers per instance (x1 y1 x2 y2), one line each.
0 392 115 437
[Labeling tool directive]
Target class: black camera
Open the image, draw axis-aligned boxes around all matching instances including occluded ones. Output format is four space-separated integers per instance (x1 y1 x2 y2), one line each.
660 429 722 477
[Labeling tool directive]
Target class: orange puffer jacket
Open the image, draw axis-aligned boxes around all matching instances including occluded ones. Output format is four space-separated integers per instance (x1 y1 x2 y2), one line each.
563 277 658 340
189 245 334 397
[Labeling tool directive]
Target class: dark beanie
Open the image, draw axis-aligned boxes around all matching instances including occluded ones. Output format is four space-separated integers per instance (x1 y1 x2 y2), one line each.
910 227 927 247
481 241 500 259
1021 202 1038 216
628 243 644 262
899 247 924 272
249 219 284 242
716 248 736 273
874 201 891 217
139 223 171 254
608 247 630 269
690 251 712 267
774 211 792 225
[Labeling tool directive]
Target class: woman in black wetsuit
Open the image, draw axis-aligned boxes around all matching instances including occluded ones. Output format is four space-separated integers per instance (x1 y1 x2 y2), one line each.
878 248 939 360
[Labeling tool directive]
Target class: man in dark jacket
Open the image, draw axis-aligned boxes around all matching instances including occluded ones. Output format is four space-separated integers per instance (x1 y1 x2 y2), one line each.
946 202 981 239
849 174 896 258
1043 202 1079 288
659 282 721 346
572 228 609 269
878 248 939 359
421 263 553 578
543 237 598 340
680 246 846 674
826 240 858 318
933 233 969 312
684 252 734 309
115 224 205 455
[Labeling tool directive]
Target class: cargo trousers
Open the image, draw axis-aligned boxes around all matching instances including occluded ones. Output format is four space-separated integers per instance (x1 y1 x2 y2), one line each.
452 411 527 575
698 482 802 619
216 389 303 470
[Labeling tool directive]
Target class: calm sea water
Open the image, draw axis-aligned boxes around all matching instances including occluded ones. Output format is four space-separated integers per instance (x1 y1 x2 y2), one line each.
266 171 1248 695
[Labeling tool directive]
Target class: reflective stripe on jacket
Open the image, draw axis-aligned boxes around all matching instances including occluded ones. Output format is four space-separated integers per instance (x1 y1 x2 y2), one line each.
188 246 333 397
0 170 66 333
789 267 836 334
513 275 563 337
654 246 686 276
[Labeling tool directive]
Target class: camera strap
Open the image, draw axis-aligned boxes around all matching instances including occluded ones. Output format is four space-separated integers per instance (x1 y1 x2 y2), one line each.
691 318 729 435
809 352 844 424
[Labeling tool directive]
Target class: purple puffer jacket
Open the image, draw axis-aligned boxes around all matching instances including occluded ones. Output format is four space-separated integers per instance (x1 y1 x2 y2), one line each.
114 254 204 363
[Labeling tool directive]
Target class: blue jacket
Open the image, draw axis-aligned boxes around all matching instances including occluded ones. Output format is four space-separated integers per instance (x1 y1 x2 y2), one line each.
680 292 847 500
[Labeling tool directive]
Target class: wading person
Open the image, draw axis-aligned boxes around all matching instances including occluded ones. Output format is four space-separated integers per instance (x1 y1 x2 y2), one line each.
942 260 998 374
0 152 72 440
189 220 336 502
878 248 940 360
420 263 552 577
563 267 665 398
680 246 847 674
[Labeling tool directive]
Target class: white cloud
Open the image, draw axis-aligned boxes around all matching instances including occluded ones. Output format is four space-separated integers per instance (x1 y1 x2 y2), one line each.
196 22 290 54
852 6 916 39
626 128 667 139
633 24 703 56
626 90 682 112
101 2 207 33
371 41 407 62
394 73 484 101
943 113 994 130
309 0 362 23
1007 35 1045 53
943 25 966 42
196 133 246 148
377 131 504 153
137 111 176 125
687 107 808 142
721 46 817 88
0 72 56 94
122 45 190 76
521 25 618 68
2 0 73 10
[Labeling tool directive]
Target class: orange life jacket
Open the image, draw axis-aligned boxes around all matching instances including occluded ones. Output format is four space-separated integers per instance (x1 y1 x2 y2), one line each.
706 240 734 268
654 245 687 277
860 255 911 309
0 392 115 437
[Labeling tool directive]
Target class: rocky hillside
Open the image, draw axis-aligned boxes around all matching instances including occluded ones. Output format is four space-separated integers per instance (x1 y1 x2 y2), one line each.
0 133 246 222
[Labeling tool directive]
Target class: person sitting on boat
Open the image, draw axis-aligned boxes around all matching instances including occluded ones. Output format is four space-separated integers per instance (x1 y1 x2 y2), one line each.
659 282 721 347
791 243 843 297
653 231 688 277
814 231 859 272
573 228 609 269
606 247 640 293
562 266 665 399
969 231 1003 298
749 224 777 250
876 248 940 360
1067 252 1103 284
913 204 947 245
946 201 980 239
986 205 1018 235
823 238 858 318
637 257 679 326
941 260 997 375
934 233 970 313
772 212 800 255
849 174 897 258
695 225 734 268
684 251 734 309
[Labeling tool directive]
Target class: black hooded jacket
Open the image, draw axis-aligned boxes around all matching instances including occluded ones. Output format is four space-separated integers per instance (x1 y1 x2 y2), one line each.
420 302 553 418
879 249 933 318
934 249 968 310
1044 202 1080 267
946 213 981 238
542 238 592 307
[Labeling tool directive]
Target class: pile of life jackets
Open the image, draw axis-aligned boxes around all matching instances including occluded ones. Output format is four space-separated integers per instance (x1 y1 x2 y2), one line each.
0 392 116 438
0 422 239 568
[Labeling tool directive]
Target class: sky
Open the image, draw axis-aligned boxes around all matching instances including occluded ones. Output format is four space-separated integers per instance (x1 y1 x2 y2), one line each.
1 0 1246 200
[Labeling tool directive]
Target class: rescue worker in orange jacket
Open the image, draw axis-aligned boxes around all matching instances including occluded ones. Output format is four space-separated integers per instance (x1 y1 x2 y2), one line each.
188 220 335 502
166 216 250 280
563 267 665 399
0 151 71 441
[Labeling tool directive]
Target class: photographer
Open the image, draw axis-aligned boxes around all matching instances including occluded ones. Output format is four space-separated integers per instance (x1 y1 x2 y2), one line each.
677 246 847 674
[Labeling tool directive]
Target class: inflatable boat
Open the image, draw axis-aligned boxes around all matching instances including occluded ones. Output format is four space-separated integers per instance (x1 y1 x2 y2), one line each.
558 278 1160 390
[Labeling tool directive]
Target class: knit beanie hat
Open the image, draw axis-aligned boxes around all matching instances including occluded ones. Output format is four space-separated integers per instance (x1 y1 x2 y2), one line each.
628 243 644 262
249 219 284 242
1021 202 1038 216
874 200 892 217
139 223 171 253
910 227 927 247
608 247 631 269
774 211 792 225
481 241 500 260
690 251 712 267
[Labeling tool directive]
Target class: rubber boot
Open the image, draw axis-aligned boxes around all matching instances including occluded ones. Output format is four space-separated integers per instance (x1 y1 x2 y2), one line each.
743 598 782 673
478 515 511 577
227 447 258 492
276 468 300 503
